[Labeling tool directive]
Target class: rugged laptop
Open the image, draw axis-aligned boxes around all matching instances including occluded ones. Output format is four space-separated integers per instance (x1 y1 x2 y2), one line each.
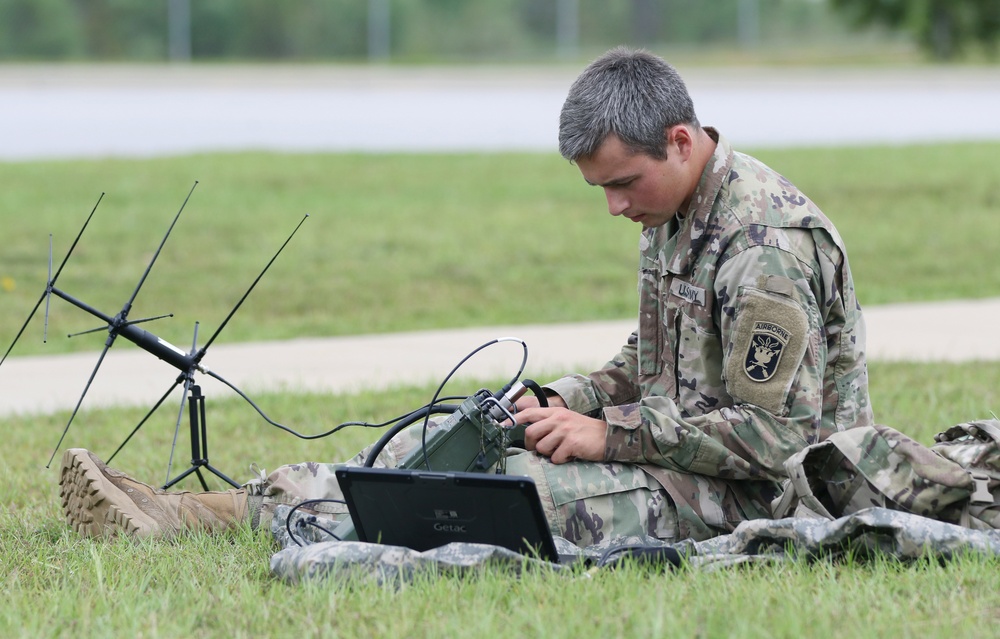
335 466 561 563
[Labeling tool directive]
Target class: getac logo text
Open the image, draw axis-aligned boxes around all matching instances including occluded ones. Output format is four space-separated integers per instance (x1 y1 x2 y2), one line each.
433 523 467 533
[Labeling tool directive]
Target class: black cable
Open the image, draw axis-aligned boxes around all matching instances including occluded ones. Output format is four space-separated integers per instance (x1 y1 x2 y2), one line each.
362 404 459 467
300 517 340 542
286 498 347 547
287 338 536 546
521 379 549 408
204 368 464 440
595 544 686 570
419 338 528 471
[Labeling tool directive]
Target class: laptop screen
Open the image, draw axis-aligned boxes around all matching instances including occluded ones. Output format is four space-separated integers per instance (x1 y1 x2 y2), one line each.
335 466 560 563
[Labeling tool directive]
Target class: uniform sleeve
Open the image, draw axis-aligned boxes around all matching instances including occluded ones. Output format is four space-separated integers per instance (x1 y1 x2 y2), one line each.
543 332 642 416
602 242 836 482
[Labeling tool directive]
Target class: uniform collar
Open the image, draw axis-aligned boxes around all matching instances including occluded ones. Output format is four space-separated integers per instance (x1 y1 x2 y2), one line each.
642 127 733 275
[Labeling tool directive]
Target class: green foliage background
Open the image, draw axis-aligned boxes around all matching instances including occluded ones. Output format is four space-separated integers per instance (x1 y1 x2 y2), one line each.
832 0 1000 59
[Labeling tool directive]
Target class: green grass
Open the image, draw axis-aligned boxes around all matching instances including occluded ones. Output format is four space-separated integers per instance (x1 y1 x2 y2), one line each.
3 143 1000 357
3 362 1000 638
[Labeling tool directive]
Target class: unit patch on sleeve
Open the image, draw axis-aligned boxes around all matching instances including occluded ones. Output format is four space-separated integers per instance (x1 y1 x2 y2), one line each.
743 321 789 382
725 284 810 415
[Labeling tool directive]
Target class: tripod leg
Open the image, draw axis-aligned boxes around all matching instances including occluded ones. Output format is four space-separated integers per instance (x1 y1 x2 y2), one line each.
193 468 210 492
189 384 204 464
162 383 239 490
164 462 238 491
162 464 202 490
204 464 241 489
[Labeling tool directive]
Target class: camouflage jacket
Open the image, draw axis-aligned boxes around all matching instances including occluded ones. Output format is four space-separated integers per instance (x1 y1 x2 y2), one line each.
547 129 873 529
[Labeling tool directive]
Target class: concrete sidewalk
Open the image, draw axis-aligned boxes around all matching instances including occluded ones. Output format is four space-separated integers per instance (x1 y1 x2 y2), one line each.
1 298 998 418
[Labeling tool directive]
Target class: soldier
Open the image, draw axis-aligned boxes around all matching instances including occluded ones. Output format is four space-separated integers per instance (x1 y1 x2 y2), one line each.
60 47 873 546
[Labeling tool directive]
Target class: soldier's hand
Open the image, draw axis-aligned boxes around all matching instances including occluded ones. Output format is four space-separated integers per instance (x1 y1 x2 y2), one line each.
514 406 606 464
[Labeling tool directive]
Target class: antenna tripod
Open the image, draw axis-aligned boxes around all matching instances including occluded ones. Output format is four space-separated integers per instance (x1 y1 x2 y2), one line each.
163 380 238 490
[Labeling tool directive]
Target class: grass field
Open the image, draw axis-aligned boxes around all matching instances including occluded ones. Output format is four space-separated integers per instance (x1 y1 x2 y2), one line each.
3 361 1000 638
3 144 1000 638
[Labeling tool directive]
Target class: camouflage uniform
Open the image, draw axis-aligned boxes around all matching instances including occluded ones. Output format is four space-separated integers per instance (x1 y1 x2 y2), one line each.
254 128 872 545
544 128 873 540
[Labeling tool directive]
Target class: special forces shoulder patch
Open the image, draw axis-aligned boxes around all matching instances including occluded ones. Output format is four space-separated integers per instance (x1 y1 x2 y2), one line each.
743 321 790 382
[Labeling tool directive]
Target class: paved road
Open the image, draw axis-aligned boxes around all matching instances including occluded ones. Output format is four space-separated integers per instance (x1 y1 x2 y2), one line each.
2 297 999 417
1 64 999 159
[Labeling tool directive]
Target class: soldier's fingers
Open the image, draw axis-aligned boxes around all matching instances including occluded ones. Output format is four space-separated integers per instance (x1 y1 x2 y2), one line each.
514 406 557 426
526 420 565 456
514 406 536 425
523 419 552 450
548 441 576 465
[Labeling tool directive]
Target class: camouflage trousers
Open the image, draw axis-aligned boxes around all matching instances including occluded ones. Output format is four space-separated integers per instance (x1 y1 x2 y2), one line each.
246 423 681 548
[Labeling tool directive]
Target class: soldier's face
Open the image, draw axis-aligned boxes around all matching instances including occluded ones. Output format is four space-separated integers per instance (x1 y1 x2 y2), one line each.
576 130 694 229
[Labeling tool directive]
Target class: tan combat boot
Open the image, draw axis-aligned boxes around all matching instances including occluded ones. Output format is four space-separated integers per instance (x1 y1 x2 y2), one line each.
59 448 249 539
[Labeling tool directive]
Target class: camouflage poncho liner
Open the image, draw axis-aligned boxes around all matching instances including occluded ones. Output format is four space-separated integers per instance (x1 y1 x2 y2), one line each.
268 505 1000 586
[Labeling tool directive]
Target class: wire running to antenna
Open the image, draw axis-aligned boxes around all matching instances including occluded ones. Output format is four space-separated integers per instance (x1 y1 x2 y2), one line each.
203 366 463 440
358 338 529 469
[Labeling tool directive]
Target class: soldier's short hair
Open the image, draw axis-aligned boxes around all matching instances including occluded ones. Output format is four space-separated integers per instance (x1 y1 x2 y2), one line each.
559 47 699 162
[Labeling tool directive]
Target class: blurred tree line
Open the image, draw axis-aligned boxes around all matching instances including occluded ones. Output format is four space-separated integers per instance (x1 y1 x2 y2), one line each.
832 0 1000 60
0 0 994 62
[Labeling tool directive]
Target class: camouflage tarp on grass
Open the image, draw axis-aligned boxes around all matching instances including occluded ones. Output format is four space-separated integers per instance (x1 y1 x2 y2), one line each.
269 505 1000 585
690 507 1000 569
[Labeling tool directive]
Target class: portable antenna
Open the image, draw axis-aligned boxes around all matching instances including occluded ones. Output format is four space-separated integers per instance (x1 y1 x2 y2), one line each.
0 185 308 491
42 182 199 468
105 213 309 489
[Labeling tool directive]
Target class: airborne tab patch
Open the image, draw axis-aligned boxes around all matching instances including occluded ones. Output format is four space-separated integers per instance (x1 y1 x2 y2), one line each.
743 321 790 382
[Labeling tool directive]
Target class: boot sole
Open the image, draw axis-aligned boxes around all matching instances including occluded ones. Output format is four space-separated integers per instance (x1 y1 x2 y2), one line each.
59 448 160 538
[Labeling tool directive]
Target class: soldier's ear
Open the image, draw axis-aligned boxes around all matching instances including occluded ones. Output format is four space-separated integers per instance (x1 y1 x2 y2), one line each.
665 125 694 159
